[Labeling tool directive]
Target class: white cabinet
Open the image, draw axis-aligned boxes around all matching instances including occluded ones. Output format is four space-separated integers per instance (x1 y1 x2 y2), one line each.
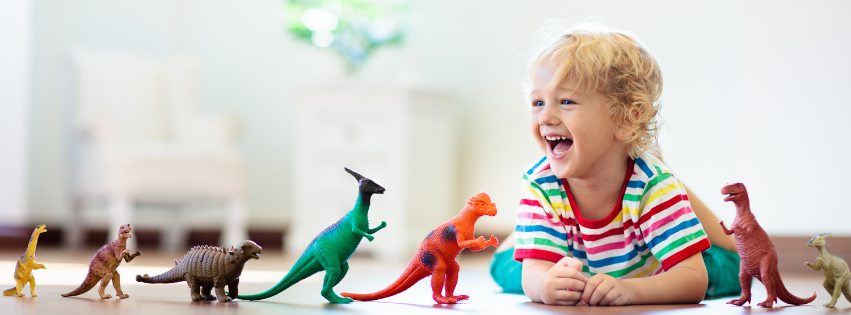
290 86 457 261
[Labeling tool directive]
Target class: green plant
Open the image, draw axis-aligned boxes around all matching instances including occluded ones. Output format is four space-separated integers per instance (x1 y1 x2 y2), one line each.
284 0 409 72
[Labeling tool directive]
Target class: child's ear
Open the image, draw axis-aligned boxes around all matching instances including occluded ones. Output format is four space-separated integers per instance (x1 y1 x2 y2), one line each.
614 124 629 141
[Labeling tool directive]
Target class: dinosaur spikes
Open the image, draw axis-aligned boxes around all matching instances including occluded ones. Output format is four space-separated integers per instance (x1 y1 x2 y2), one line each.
345 167 364 181
467 192 491 205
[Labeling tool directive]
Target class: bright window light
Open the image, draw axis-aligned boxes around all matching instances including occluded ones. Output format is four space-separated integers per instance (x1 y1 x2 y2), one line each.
311 31 334 47
302 9 338 32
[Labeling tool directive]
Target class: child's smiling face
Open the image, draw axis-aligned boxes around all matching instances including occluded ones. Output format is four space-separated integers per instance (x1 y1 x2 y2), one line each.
529 59 629 179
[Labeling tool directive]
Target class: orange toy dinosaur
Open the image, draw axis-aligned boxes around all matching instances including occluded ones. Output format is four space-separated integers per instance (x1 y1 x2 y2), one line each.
341 192 499 304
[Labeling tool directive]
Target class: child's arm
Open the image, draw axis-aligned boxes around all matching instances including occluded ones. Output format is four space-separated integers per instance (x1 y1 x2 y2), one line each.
579 253 708 305
521 257 587 305
685 186 737 253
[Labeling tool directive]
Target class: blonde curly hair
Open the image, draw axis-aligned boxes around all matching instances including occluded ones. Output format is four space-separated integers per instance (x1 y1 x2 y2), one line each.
529 22 663 158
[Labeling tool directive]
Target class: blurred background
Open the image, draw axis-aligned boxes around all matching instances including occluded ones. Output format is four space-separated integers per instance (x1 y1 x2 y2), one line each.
1 0 850 259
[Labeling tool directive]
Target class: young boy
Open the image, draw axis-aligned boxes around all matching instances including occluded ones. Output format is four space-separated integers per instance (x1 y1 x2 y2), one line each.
502 24 739 306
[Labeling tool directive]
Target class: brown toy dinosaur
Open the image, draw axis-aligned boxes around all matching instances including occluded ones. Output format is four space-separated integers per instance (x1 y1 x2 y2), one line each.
62 224 141 299
136 240 262 302
341 192 499 304
719 183 816 307
3 224 47 297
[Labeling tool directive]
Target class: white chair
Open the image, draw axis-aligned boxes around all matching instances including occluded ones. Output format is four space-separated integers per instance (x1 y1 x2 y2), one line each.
70 51 248 251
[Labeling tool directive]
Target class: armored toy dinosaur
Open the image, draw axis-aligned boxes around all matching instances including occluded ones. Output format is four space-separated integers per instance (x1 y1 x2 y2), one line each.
136 240 262 302
237 167 386 303
804 233 851 307
3 224 47 297
62 224 141 299
342 192 499 304
719 183 816 307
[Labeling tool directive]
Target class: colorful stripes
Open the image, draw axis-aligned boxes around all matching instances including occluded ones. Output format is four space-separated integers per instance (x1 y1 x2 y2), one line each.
514 152 710 279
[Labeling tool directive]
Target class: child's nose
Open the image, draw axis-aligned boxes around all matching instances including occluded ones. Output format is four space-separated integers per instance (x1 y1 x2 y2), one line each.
538 104 561 126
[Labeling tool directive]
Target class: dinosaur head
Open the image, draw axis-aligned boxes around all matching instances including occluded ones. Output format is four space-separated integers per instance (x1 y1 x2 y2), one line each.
466 192 498 217
34 224 47 234
721 183 747 203
807 233 832 248
346 167 385 195
118 224 133 240
237 240 262 260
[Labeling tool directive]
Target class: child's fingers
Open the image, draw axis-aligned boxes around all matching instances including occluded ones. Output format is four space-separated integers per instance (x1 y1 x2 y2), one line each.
579 275 606 305
544 277 586 292
587 282 613 306
555 256 585 272
549 265 587 283
550 289 583 304
598 291 624 306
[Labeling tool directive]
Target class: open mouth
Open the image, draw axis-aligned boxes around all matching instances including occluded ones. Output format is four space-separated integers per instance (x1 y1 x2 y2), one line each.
546 136 573 157
251 252 261 259
723 193 737 202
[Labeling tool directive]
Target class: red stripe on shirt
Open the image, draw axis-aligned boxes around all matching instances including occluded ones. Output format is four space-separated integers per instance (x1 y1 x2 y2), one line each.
638 193 689 226
514 248 565 264
520 198 542 207
660 238 711 271
581 226 624 242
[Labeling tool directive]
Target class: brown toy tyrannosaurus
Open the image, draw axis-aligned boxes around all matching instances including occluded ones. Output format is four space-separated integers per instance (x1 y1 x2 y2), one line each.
719 183 816 307
341 192 499 304
62 224 141 299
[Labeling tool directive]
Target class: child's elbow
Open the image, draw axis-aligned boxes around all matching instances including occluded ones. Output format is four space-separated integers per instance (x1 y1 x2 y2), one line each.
686 265 709 303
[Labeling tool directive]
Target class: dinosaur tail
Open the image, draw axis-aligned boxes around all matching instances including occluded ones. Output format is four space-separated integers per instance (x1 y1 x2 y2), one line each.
135 266 184 284
340 263 431 301
61 270 101 297
774 276 817 305
236 253 323 301
3 288 18 296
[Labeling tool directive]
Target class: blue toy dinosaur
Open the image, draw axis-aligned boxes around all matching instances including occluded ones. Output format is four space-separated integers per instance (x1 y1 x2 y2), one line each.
237 167 386 303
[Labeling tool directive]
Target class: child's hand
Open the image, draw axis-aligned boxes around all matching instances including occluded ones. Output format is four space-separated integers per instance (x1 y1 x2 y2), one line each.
540 256 587 305
579 274 633 306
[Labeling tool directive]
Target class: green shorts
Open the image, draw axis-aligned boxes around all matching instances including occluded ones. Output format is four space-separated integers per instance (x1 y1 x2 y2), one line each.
489 245 741 299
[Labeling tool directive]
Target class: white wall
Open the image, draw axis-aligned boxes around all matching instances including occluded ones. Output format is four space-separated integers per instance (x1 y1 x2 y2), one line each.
0 0 32 224
27 0 851 236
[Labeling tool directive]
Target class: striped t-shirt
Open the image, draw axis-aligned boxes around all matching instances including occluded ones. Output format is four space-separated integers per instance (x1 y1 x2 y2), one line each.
513 152 710 278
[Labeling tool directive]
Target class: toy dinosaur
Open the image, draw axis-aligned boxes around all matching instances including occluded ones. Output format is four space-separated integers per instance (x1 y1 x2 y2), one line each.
804 233 851 307
3 224 47 297
62 224 142 299
341 192 499 304
236 167 386 303
136 240 262 302
719 183 816 307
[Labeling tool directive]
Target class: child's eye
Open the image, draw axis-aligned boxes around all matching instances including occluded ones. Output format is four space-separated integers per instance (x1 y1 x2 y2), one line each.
532 100 544 107
561 99 576 105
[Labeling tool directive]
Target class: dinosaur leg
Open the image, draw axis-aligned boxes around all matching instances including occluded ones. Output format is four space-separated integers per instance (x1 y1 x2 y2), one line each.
443 260 468 301
728 271 752 306
823 279 837 307
331 262 349 287
318 258 353 304
430 259 458 304
825 280 843 308
227 279 239 299
98 273 114 299
757 263 777 307
112 271 129 299
200 286 216 301
214 277 232 302
186 274 203 301
841 280 851 303
28 277 37 297
14 280 24 297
